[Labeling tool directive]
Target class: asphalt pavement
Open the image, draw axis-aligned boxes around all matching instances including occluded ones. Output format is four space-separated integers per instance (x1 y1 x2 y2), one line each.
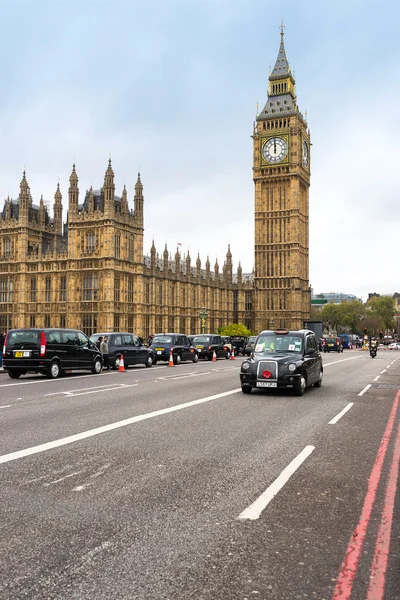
0 350 399 599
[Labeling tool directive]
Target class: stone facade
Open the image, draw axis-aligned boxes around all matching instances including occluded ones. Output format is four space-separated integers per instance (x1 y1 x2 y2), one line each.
0 30 310 337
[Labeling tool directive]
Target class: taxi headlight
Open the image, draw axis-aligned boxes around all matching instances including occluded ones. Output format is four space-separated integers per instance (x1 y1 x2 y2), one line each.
242 362 250 370
288 363 296 372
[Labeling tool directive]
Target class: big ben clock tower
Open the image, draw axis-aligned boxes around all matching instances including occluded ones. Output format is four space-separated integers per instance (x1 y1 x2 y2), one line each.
253 26 310 332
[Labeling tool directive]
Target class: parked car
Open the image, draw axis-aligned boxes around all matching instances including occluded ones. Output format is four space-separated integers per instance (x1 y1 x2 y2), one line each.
240 328 323 396
2 328 103 379
221 336 233 351
150 334 199 365
388 342 400 350
90 332 154 369
323 337 343 353
190 334 231 360
244 336 257 356
231 336 248 356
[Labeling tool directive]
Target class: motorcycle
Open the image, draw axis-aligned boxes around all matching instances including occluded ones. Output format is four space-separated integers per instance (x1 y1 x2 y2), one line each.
370 347 377 358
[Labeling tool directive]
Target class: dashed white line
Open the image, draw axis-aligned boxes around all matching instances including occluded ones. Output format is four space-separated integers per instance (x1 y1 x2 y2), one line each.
0 388 241 465
381 370 387 374
329 403 354 425
358 384 372 397
373 376 380 382
0 404 12 409
237 445 315 520
323 356 364 367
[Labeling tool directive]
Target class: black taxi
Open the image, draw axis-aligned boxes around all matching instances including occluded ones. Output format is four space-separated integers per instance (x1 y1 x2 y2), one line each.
240 329 323 396
150 334 199 365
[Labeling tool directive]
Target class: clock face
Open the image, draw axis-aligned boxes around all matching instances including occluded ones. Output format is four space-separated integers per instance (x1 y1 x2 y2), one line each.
302 141 309 167
262 137 288 164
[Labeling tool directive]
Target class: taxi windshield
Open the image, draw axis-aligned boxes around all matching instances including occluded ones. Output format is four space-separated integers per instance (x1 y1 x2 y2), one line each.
254 334 303 353
153 335 173 344
193 336 210 344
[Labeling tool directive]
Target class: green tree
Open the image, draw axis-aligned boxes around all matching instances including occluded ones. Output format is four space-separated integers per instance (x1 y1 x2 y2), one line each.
219 323 252 337
337 300 366 333
321 303 341 332
367 296 395 330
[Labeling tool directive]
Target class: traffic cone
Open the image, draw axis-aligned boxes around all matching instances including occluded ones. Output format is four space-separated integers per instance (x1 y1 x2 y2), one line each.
231 347 235 360
168 349 174 367
212 350 217 362
119 354 126 372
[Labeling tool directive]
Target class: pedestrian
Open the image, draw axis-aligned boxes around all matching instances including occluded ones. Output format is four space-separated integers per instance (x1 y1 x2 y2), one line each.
100 335 110 370
96 336 103 351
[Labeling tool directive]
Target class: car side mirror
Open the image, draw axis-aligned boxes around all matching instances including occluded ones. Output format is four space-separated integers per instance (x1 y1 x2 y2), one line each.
305 348 316 355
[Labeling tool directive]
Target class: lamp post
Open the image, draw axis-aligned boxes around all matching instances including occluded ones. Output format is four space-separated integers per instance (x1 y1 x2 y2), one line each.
270 318 275 331
199 307 208 334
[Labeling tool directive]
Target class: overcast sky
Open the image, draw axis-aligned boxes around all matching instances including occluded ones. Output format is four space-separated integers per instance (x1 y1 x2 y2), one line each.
0 0 399 302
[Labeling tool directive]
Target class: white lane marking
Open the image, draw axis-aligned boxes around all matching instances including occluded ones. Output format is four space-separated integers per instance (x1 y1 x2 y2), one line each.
0 404 12 409
44 471 83 486
381 370 387 374
323 356 363 366
0 388 241 465
159 372 212 381
44 383 137 397
0 371 119 389
373 376 380 382
73 484 91 492
358 384 371 397
237 445 315 520
386 365 390 369
329 403 354 425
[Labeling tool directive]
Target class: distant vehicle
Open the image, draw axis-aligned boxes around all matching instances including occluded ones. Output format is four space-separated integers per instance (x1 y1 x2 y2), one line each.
338 334 350 349
3 328 103 379
240 328 323 396
150 333 199 365
90 332 154 369
323 337 343 353
244 336 257 356
388 342 400 350
190 334 231 360
231 336 248 356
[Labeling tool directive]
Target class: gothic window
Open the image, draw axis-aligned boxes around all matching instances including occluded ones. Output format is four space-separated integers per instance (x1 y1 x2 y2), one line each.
114 315 120 330
170 283 175 305
127 315 134 332
60 315 66 328
3 238 11 257
245 291 252 311
158 283 163 305
30 277 37 302
0 278 7 303
128 277 134 303
44 315 51 328
145 282 150 304
9 279 13 303
82 274 98 301
60 276 67 301
233 290 238 311
115 233 121 259
86 231 96 253
45 276 51 302
114 277 120 302
82 314 97 336
128 236 134 262
30 315 36 328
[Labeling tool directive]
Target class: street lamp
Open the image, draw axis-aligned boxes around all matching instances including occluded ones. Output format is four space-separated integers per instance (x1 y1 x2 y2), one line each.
270 318 275 331
199 306 208 334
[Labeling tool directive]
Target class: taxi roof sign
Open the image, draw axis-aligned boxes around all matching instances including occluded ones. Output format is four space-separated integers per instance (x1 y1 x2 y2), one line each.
273 328 290 335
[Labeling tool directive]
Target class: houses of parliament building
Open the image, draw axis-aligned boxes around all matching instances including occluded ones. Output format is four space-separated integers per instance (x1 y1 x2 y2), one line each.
0 30 310 338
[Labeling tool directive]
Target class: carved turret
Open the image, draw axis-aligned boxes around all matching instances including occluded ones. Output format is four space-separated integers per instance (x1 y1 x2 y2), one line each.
88 186 94 213
186 250 191 276
163 244 169 271
196 253 201 276
237 262 242 284
121 185 129 214
39 195 45 225
103 159 115 218
53 183 63 234
134 172 143 224
225 244 233 283
5 197 11 221
214 259 219 277
18 170 30 221
175 247 181 276
150 239 156 268
205 256 210 279
68 164 79 217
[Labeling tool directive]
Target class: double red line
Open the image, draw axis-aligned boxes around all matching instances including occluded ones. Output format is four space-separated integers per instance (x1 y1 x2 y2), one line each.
332 390 400 599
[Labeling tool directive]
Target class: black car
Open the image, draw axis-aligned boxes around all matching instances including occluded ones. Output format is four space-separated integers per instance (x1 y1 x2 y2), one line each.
90 332 154 369
231 336 248 356
323 337 343 353
244 336 257 356
240 329 323 396
150 334 199 365
2 328 103 379
190 334 231 360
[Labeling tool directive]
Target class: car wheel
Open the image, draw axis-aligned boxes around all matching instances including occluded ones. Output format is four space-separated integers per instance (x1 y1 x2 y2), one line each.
113 357 120 370
225 351 231 360
92 357 102 374
47 361 60 379
314 370 323 388
153 358 158 365
8 371 21 379
295 374 307 396
192 353 199 363
145 355 153 368
174 354 182 365
241 386 252 394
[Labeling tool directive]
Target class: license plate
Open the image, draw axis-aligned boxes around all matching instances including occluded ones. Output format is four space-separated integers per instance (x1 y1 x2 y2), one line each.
257 381 277 388
15 351 30 358
196 345 204 349
157 350 162 355
155 347 164 351
327 344 334 347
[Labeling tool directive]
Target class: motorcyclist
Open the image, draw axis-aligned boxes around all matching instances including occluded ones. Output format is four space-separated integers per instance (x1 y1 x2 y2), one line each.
369 336 378 357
